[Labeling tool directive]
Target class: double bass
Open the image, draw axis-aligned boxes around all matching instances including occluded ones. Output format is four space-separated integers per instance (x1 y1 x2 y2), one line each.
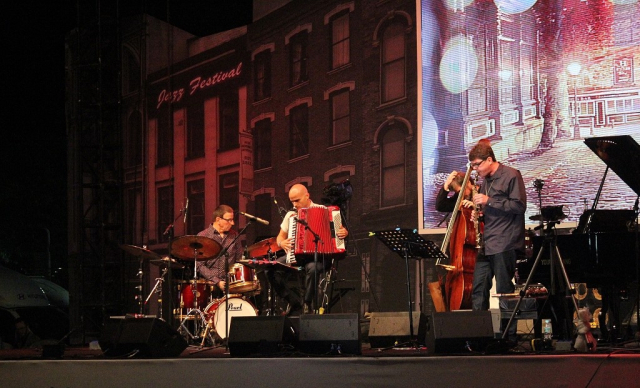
432 166 481 311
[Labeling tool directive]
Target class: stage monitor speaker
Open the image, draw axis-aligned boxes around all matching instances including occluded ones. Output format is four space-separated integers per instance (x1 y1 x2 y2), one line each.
298 313 361 355
425 311 494 354
99 318 187 358
228 316 295 357
368 312 427 348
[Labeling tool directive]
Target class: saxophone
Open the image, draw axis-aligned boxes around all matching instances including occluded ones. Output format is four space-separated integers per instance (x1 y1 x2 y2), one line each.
472 183 483 249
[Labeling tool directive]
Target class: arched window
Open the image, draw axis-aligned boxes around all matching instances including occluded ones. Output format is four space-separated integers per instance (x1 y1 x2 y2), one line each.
380 125 405 207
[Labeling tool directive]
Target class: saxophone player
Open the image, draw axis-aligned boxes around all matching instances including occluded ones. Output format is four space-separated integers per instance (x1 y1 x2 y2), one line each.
469 141 527 344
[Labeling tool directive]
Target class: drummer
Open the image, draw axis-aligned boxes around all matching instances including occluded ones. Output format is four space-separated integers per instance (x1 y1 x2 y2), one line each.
195 205 243 298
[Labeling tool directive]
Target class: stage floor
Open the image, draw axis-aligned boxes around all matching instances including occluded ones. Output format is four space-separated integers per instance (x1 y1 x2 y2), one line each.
1 341 639 388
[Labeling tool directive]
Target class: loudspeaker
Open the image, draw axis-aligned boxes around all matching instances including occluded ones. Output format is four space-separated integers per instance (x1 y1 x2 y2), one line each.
425 311 494 354
99 318 187 358
298 313 361 355
228 316 295 357
368 312 427 348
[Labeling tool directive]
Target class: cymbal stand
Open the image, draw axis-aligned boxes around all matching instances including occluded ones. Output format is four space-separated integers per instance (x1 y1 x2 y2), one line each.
144 266 168 316
178 248 208 346
136 258 144 314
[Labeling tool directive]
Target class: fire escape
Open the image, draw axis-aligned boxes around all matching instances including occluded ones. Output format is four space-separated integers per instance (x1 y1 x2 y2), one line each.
65 1 124 343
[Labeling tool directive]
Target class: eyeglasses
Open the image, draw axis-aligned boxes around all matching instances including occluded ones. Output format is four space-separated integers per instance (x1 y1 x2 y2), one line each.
470 158 488 168
221 217 235 223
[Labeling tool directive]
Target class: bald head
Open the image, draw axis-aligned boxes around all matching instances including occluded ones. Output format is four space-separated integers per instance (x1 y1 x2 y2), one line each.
289 184 311 210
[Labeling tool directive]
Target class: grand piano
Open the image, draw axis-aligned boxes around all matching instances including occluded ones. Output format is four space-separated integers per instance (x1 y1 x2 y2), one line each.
519 135 640 289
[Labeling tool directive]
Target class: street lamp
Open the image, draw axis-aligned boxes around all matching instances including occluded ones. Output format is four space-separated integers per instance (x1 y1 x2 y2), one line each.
567 62 582 139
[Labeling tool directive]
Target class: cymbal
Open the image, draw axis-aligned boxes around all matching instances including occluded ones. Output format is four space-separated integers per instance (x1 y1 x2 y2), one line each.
149 257 184 269
171 235 222 261
246 237 281 258
119 244 162 261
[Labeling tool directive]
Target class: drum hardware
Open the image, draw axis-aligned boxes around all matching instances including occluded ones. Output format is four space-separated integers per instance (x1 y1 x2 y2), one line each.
168 235 224 347
119 244 166 315
144 266 168 315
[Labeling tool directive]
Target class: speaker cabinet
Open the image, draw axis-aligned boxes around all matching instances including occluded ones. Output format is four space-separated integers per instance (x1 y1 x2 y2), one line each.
99 318 187 358
425 311 494 354
298 313 361 355
228 316 295 357
368 312 427 348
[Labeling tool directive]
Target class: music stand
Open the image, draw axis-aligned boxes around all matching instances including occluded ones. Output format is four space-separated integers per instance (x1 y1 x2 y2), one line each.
375 229 446 347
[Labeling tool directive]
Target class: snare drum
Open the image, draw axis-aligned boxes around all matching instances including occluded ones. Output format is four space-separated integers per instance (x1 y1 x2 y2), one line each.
176 279 214 312
204 296 257 339
228 263 259 294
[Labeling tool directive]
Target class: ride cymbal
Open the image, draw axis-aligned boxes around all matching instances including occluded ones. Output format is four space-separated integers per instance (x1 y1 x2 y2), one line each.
171 235 222 261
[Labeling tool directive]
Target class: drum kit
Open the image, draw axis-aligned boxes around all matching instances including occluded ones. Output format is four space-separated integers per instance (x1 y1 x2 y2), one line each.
119 235 284 347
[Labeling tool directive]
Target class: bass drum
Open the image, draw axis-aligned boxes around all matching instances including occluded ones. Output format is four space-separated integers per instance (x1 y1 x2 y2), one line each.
204 296 257 339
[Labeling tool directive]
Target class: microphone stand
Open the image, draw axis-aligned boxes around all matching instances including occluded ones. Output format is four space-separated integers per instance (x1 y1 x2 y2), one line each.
296 218 324 313
161 209 184 326
214 221 251 351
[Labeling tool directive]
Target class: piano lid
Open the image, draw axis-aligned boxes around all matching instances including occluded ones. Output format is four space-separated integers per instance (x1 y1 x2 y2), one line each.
584 135 640 196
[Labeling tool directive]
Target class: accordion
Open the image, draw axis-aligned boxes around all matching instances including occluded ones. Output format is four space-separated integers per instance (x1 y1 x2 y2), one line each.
286 205 346 265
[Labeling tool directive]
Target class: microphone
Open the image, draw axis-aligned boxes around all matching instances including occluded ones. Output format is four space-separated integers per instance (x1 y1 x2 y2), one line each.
184 198 189 223
273 197 286 219
239 211 270 226
163 223 173 236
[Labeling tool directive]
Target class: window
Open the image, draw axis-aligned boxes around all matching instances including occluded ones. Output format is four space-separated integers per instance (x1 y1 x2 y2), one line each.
380 126 405 207
253 118 272 170
126 111 142 167
330 89 350 144
499 41 516 105
289 104 309 159
520 45 534 102
219 173 239 212
254 50 271 101
122 48 140 94
289 32 309 86
468 21 488 114
331 11 350 69
186 103 204 159
381 23 406 103
253 193 272 237
219 91 239 151
157 185 174 243
186 179 205 235
125 188 142 244
157 110 173 167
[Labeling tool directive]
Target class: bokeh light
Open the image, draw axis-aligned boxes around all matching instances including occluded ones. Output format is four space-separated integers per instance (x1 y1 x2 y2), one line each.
494 0 538 14
439 35 478 94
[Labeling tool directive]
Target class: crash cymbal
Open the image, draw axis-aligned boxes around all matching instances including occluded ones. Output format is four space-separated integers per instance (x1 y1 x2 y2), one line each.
246 237 281 258
149 256 184 269
171 235 222 261
119 244 162 261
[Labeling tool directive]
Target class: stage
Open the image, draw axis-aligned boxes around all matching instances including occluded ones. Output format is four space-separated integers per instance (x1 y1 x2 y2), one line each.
1 341 639 388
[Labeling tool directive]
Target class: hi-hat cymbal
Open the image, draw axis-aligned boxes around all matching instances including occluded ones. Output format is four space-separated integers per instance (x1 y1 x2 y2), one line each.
119 244 162 261
246 237 281 258
149 256 185 269
171 235 222 261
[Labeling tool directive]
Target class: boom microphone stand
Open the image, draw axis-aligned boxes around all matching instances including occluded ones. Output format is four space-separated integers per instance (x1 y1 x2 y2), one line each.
295 218 324 313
